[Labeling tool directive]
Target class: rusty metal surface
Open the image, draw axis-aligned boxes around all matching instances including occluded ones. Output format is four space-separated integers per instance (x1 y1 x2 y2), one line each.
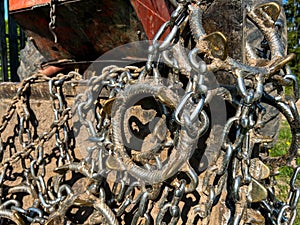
9 0 50 12
130 0 172 39
10 0 173 65
10 0 142 62
9 0 78 12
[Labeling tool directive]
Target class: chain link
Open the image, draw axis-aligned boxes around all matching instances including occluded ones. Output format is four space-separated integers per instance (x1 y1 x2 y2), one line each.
0 0 299 224
49 0 58 43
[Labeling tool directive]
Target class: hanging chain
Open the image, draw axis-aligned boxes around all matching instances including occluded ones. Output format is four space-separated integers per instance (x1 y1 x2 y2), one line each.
49 0 58 43
0 0 299 224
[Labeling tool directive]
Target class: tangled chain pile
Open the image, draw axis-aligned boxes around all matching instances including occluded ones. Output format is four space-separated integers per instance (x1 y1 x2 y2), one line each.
0 0 299 224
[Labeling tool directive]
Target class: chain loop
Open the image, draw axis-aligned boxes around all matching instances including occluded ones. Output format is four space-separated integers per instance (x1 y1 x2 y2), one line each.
0 1 299 224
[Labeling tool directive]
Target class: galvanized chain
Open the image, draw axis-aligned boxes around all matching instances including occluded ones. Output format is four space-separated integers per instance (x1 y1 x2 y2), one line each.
0 0 299 224
49 0 58 43
0 72 82 224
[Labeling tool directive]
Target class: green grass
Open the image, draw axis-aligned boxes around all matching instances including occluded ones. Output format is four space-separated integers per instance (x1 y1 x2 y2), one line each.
270 120 300 224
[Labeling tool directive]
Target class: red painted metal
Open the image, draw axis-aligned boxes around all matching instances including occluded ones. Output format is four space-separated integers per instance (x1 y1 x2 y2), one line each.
9 0 49 11
10 0 145 62
9 0 173 64
130 0 171 40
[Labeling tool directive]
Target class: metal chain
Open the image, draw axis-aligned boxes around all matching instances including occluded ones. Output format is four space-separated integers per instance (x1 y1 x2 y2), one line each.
0 0 299 224
49 0 58 43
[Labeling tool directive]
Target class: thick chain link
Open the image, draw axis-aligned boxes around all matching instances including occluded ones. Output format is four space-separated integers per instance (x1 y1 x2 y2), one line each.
0 0 299 224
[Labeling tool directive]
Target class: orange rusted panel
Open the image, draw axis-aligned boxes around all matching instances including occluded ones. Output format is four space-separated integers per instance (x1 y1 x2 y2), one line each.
9 0 49 12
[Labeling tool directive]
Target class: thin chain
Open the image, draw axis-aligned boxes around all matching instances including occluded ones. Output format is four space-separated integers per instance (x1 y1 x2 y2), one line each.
49 0 58 43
